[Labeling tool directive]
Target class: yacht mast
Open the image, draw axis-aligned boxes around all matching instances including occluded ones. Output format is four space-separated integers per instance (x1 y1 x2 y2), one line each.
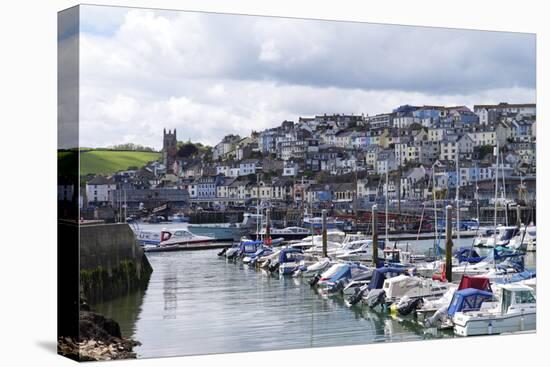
493 144 499 268
475 162 480 224
500 152 509 226
256 173 260 240
455 151 460 240
432 165 439 249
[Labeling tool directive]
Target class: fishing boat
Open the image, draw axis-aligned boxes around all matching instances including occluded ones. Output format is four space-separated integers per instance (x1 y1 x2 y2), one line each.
453 283 536 336
143 228 215 252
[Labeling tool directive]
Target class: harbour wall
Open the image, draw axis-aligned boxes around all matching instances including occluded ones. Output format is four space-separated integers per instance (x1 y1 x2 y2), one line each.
80 223 153 303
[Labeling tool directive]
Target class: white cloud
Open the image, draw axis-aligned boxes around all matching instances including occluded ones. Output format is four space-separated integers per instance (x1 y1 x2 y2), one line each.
78 5 536 150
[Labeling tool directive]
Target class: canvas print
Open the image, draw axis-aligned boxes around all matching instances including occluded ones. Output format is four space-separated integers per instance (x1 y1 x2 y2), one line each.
58 4 537 361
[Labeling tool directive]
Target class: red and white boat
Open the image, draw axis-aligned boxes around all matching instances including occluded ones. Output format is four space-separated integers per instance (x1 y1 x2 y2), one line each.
143 228 215 252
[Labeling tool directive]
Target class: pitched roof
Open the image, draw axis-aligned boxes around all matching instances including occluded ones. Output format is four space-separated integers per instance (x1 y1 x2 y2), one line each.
88 175 115 185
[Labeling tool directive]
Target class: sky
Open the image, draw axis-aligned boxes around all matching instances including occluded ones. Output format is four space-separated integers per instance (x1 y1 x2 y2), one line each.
77 5 536 150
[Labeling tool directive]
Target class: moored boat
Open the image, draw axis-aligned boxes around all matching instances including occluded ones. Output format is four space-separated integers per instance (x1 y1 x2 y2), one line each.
143 228 215 252
453 283 536 336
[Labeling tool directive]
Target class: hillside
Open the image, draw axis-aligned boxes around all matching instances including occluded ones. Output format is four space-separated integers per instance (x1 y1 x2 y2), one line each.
80 150 160 176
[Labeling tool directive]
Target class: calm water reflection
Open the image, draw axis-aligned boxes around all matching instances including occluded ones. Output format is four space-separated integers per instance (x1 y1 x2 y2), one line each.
93 237 535 358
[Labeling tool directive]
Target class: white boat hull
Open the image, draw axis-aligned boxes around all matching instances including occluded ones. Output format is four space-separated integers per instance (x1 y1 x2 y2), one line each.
454 310 536 336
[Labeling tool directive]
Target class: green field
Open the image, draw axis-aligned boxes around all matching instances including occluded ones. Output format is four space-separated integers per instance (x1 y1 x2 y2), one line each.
79 150 160 176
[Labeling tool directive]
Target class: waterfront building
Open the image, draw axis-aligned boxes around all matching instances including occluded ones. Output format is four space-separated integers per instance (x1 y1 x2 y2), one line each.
86 175 117 206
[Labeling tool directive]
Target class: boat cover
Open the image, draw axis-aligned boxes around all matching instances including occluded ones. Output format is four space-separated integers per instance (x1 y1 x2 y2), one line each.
368 267 406 290
321 264 351 282
447 288 493 317
458 275 491 292
454 247 485 264
496 270 536 284
278 248 304 263
241 240 263 255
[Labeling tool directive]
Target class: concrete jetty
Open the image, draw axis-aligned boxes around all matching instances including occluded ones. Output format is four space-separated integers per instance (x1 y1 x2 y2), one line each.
79 223 153 303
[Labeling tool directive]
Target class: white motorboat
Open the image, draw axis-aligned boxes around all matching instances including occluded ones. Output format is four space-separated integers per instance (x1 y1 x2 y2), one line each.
254 226 312 241
508 225 536 251
478 225 520 248
303 215 345 229
336 242 372 262
293 257 332 278
143 228 215 252
472 227 496 247
453 283 536 336
416 285 458 323
292 230 346 250
329 236 371 258
383 275 450 305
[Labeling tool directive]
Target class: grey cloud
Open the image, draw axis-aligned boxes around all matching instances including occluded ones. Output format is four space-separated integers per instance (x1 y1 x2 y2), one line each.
77 6 536 148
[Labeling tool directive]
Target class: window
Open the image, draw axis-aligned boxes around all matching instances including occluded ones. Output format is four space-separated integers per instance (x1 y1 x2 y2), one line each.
515 290 536 304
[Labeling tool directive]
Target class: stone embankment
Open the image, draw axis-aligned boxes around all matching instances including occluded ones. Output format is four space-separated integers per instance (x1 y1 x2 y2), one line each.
58 301 140 361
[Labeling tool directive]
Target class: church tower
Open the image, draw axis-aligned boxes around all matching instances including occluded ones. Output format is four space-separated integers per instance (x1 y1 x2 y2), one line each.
162 128 177 173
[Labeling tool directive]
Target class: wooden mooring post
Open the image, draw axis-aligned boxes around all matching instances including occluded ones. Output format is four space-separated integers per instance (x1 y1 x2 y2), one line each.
372 204 378 267
265 209 271 244
322 209 328 258
445 205 453 282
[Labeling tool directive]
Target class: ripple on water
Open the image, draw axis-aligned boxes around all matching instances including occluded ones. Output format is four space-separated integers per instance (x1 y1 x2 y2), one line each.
93 240 534 358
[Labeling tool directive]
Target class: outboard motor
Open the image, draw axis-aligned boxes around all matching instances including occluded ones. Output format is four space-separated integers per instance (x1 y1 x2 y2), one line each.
347 285 368 306
268 262 280 273
217 248 227 257
309 274 321 287
365 289 386 308
397 297 424 316
292 268 303 278
425 305 448 327
226 247 239 259
329 279 346 294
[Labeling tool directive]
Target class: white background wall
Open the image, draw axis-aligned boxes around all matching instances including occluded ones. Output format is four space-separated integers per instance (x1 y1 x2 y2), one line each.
0 1 547 366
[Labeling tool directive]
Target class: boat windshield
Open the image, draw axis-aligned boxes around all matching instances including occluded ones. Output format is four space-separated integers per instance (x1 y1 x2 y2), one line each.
346 242 364 250
501 289 513 314
514 290 536 304
173 230 192 237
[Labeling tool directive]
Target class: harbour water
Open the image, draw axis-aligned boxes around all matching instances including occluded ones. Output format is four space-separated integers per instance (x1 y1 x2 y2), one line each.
93 225 536 358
